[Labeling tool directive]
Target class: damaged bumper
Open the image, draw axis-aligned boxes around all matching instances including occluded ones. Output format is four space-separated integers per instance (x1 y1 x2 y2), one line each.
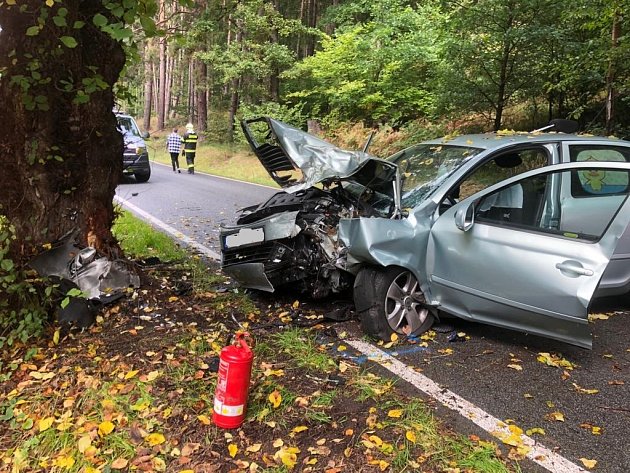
220 211 301 292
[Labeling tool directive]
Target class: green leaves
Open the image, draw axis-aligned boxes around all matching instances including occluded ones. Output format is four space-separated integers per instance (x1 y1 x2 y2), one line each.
92 13 108 27
59 36 77 48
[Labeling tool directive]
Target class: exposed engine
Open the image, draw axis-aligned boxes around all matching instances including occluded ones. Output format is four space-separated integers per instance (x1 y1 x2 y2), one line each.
222 184 367 298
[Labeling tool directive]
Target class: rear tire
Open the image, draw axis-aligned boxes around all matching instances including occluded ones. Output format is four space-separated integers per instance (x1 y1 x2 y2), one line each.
354 266 434 340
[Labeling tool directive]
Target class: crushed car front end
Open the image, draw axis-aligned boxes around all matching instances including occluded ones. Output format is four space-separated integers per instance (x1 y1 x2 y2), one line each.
220 117 400 298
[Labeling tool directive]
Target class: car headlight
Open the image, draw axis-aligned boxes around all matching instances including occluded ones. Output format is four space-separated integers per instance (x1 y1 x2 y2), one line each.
135 146 146 155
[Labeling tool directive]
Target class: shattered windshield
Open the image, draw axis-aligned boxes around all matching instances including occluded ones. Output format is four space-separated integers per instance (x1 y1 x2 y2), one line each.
389 144 482 208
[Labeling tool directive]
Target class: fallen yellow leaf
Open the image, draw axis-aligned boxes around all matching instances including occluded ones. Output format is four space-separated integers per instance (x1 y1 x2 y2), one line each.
52 455 75 468
525 427 545 436
537 352 575 370
292 426 308 433
580 458 597 469
146 432 166 446
228 443 238 458
98 421 115 436
268 390 282 408
146 371 161 382
387 409 403 418
390 333 399 342
39 417 54 432
405 430 417 443
124 369 139 380
507 364 523 371
274 447 300 468
197 415 211 425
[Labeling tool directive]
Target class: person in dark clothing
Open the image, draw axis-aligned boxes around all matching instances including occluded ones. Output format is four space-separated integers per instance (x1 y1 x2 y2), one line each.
182 123 198 174
166 128 183 172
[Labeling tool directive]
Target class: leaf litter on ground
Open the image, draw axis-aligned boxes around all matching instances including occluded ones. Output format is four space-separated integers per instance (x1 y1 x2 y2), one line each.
0 256 520 472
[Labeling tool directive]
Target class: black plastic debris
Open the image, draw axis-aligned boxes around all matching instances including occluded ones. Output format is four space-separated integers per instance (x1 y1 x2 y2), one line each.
323 305 354 322
447 331 466 342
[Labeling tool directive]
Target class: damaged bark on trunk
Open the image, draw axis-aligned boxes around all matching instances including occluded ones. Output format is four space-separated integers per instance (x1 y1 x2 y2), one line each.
0 1 127 263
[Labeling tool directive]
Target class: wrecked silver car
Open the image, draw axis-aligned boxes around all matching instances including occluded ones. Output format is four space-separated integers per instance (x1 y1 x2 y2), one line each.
220 117 630 348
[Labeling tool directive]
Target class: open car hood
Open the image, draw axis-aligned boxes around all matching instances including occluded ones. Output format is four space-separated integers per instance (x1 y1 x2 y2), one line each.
242 117 380 193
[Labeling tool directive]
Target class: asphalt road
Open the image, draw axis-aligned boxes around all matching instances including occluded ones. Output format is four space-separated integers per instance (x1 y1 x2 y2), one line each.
118 162 629 473
115 162 277 254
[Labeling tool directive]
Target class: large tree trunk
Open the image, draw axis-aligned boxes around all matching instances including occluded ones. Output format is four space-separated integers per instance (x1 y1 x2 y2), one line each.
0 1 126 262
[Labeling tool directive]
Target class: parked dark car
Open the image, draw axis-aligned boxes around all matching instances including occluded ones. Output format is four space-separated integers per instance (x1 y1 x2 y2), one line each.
220 117 630 348
116 113 151 183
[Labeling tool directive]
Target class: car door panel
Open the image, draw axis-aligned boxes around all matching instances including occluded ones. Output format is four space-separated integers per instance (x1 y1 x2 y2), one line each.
427 163 630 348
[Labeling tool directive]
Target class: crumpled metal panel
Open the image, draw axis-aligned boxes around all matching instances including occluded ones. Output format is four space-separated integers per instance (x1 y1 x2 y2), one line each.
30 237 140 299
338 207 436 295
268 118 374 193
222 262 274 292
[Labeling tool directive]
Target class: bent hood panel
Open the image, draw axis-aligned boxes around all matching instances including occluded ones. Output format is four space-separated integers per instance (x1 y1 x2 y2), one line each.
242 117 376 193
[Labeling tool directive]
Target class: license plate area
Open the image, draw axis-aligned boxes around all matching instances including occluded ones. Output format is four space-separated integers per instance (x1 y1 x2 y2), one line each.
224 227 265 249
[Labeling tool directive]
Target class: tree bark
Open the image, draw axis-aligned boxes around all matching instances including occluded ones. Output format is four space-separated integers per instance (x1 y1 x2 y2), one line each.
157 0 167 130
143 41 153 131
605 7 620 135
0 1 126 262
196 59 208 132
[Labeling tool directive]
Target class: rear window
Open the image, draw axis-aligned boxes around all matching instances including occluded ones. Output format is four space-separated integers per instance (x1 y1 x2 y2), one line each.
569 145 630 196
116 116 141 138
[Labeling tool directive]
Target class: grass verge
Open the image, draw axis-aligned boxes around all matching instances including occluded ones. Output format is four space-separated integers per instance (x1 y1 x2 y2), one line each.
147 137 278 188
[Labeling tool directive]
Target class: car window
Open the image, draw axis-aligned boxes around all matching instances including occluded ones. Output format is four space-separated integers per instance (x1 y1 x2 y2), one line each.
455 148 549 202
116 116 141 137
569 145 630 197
475 168 630 241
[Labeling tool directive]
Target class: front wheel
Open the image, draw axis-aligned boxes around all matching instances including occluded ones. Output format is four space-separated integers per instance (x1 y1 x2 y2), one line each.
354 266 434 340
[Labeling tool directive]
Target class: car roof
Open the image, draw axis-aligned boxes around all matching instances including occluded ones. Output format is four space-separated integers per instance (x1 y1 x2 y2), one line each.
421 132 627 151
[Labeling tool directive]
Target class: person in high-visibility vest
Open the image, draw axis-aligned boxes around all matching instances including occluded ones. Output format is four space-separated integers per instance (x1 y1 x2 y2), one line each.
182 123 198 174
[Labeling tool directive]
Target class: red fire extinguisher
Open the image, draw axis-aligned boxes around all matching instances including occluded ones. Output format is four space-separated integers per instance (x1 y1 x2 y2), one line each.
212 332 254 429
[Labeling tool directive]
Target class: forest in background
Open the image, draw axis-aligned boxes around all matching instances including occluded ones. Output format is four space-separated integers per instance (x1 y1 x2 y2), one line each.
120 0 630 143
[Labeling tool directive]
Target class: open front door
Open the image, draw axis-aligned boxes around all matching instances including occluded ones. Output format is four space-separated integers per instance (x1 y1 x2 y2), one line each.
427 162 630 348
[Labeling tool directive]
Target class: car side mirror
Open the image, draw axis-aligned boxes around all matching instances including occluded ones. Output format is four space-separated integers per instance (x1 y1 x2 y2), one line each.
455 203 475 231
142 131 150 139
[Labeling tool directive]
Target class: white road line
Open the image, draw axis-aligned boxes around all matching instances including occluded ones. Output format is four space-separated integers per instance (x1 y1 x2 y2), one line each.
345 339 588 473
114 195 221 261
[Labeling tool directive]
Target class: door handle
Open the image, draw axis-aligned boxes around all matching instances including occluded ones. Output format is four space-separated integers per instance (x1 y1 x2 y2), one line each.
555 261 594 277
